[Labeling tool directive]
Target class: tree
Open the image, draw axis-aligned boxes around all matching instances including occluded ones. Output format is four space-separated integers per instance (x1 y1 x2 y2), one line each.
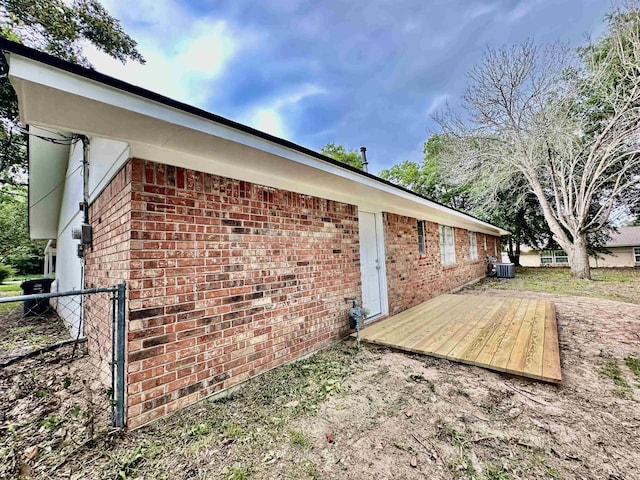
320 143 363 170
0 187 37 263
436 4 640 279
0 0 145 186
380 134 473 210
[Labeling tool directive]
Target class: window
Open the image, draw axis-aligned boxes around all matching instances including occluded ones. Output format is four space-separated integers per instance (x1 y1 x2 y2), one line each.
484 234 487 250
540 250 568 265
554 250 569 264
439 225 456 265
540 250 554 264
468 232 478 261
634 247 640 263
417 220 426 254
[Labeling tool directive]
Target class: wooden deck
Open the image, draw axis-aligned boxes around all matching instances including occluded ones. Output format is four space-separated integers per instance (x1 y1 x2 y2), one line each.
360 294 561 383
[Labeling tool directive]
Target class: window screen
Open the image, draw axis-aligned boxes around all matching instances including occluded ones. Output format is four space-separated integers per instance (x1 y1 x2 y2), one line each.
417 220 426 254
468 232 478 261
439 225 456 265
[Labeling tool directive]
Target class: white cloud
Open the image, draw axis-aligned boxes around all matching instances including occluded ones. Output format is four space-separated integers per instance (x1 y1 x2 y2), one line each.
251 109 287 137
242 84 326 139
469 3 499 19
508 4 531 23
426 94 449 116
82 1 238 107
83 20 236 106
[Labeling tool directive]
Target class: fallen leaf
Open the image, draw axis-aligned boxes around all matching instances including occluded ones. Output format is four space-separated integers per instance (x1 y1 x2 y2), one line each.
326 433 335 443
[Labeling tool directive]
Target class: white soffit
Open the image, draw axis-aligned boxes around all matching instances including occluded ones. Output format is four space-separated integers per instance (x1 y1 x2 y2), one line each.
8 53 509 236
28 126 70 239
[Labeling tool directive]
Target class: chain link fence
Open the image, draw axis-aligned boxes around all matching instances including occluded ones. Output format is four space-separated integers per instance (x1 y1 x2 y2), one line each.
0 283 125 478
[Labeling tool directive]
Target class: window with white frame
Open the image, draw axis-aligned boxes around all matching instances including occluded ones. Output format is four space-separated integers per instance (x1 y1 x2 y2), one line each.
554 250 569 264
634 247 640 263
540 250 568 265
540 250 554 264
439 225 456 265
468 232 478 261
483 234 487 250
417 220 426 254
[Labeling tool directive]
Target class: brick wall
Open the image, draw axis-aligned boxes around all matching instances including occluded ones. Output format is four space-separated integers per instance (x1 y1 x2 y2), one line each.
383 213 497 315
115 159 360 428
84 161 133 381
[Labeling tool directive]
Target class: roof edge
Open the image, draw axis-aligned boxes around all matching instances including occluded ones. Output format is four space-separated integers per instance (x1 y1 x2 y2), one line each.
1 38 509 235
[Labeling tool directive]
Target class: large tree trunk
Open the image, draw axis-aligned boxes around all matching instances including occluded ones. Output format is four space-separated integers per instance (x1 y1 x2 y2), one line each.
569 235 591 279
506 236 521 266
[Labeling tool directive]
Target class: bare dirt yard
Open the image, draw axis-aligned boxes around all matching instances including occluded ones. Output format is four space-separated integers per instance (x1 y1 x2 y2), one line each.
2 268 639 479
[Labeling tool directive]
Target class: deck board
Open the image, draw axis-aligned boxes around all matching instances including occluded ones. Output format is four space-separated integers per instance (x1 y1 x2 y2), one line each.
359 294 561 383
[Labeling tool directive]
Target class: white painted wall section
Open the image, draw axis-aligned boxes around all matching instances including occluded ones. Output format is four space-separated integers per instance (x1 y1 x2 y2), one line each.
53 141 83 336
51 136 129 336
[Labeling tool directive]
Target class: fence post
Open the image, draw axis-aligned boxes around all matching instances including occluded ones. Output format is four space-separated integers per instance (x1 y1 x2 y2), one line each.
114 281 126 428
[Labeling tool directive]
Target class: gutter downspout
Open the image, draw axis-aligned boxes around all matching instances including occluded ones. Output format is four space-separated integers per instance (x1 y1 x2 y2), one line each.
79 136 89 339
81 135 90 225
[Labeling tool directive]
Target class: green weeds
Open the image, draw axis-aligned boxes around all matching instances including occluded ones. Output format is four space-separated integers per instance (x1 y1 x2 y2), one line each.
599 359 632 398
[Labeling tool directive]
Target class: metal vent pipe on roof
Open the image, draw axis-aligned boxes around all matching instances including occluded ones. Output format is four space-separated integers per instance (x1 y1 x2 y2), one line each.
360 146 368 172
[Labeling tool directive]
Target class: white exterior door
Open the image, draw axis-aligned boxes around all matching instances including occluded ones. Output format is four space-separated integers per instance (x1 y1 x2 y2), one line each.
359 212 383 319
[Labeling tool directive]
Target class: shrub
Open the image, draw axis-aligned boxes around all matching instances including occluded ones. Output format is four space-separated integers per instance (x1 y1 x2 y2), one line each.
0 264 15 283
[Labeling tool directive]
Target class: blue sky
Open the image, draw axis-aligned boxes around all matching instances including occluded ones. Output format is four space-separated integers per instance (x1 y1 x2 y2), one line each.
88 0 610 174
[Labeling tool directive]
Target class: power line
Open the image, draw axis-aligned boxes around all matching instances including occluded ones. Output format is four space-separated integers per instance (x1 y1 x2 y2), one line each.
30 163 82 210
6 124 81 146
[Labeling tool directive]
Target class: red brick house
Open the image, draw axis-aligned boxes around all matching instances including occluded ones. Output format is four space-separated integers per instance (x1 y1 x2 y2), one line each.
4 41 508 428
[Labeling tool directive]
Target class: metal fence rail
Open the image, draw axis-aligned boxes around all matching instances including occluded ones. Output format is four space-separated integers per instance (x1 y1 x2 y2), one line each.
0 282 125 478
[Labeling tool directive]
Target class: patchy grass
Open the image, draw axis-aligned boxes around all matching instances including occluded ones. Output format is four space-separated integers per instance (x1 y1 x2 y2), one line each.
599 359 632 398
289 428 309 447
625 355 640 378
436 418 470 448
1 325 50 352
484 462 513 480
55 345 357 479
5 277 640 479
447 452 476 479
0 283 22 293
465 267 640 304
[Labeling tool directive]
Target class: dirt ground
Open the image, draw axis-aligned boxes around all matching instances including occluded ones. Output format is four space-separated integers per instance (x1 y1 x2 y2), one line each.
0 307 72 363
0 308 115 479
2 274 640 479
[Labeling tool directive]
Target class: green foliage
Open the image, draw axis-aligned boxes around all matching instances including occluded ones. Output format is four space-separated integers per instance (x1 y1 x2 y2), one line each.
599 359 632 398
380 134 473 210
484 463 512 480
117 441 158 480
320 143 363 170
624 355 640 380
0 0 145 188
0 188 44 268
226 467 248 480
41 414 63 431
0 264 14 283
7 241 46 275
1 0 144 66
288 428 309 446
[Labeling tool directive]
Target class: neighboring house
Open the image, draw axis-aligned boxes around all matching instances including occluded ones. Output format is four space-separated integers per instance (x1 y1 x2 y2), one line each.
519 226 640 268
3 40 508 428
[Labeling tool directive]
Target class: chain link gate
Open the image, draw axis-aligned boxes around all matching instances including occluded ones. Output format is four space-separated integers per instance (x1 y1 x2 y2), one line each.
0 282 126 477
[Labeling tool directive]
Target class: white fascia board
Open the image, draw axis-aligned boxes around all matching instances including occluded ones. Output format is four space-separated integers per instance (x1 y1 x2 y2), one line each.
9 53 509 236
